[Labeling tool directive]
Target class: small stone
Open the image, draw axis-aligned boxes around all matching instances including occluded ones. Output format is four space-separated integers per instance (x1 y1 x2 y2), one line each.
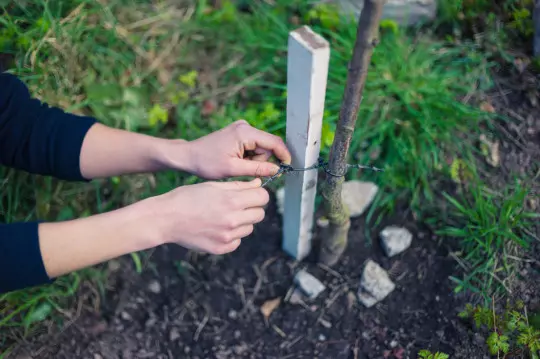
94 354 103 359
145 317 156 328
234 330 241 339
357 260 395 308
169 327 180 341
341 181 378 217
234 344 248 355
390 340 398 348
184 347 191 354
318 334 327 341
120 311 132 321
276 187 285 215
108 260 121 272
228 309 238 320
380 226 413 257
148 280 161 294
435 295 440 302
294 270 326 300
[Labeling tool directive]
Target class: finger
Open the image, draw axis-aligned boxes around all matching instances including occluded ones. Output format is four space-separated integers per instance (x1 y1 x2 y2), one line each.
235 208 265 226
213 239 242 255
229 224 255 239
250 148 273 162
233 186 269 208
217 178 262 190
229 158 280 178
240 126 291 165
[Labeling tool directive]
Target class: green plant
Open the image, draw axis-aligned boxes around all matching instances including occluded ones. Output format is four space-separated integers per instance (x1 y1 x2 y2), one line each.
459 301 540 358
509 7 534 37
434 183 539 300
418 350 449 359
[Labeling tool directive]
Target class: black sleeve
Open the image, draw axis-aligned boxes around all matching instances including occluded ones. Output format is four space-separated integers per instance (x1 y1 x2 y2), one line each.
0 222 52 293
0 72 97 180
0 73 98 293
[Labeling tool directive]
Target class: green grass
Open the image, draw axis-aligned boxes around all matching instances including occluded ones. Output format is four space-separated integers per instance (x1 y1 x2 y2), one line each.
0 0 533 350
432 182 539 302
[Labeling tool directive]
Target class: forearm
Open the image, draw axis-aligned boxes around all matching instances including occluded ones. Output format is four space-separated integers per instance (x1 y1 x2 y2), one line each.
79 123 191 179
38 197 162 278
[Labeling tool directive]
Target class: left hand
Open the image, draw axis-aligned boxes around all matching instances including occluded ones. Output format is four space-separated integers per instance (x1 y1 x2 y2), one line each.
183 120 291 180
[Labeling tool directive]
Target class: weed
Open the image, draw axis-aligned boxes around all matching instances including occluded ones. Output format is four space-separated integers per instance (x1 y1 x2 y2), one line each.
459 300 540 358
433 183 539 301
418 350 449 359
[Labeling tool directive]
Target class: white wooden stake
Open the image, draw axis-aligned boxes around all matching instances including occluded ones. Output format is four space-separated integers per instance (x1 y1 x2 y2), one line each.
282 26 330 260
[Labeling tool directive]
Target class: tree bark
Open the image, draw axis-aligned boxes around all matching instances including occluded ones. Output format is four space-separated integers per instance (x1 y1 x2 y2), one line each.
319 0 385 266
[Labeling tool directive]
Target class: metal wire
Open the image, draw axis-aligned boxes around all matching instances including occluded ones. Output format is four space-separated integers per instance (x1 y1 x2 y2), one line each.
261 157 384 187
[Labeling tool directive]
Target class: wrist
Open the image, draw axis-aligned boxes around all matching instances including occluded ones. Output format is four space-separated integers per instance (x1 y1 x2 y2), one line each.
154 138 197 174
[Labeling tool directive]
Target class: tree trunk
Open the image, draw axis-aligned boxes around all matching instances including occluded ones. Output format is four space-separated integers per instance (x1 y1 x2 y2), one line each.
319 0 385 266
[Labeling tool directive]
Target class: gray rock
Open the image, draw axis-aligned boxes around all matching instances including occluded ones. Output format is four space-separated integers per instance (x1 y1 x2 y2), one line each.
342 180 378 217
380 226 413 257
294 269 326 300
330 0 437 26
357 260 395 308
228 309 238 320
169 327 180 341
148 280 161 294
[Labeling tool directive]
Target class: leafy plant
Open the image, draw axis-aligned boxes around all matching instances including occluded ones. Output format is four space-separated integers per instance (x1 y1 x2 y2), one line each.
304 3 341 29
418 350 449 359
459 301 540 358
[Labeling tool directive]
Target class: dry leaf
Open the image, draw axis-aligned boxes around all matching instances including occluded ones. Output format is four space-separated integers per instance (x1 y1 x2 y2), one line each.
479 134 500 167
260 297 281 320
480 101 495 113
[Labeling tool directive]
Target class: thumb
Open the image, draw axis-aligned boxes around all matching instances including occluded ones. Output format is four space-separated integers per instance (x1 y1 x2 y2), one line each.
229 159 280 178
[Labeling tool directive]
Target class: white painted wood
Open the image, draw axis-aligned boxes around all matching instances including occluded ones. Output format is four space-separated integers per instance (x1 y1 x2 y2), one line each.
282 26 330 260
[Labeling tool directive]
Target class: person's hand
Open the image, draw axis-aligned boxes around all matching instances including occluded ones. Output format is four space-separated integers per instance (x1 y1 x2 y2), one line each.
182 120 291 180
149 178 268 254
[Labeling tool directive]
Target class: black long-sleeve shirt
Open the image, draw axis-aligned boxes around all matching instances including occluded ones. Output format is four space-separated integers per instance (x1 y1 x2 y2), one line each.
0 72 97 294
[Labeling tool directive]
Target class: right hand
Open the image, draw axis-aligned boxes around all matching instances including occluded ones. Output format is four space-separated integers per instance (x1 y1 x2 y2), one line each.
149 178 268 255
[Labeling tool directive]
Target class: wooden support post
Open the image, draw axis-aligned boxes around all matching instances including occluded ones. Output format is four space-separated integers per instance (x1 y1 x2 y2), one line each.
282 26 330 260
